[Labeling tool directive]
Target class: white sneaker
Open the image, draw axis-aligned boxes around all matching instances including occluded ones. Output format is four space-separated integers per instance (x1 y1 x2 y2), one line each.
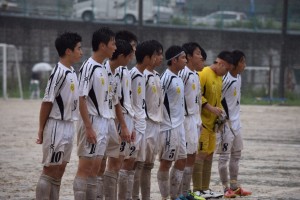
202 189 223 198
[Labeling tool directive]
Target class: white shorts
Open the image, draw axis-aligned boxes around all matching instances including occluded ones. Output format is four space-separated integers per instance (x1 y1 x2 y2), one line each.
184 115 200 155
42 118 75 167
216 123 243 154
144 119 160 163
77 115 109 157
158 123 187 161
119 113 134 157
105 119 120 158
125 131 146 162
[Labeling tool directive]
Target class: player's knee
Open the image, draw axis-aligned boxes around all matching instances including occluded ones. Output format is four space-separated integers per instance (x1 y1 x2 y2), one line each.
231 151 241 160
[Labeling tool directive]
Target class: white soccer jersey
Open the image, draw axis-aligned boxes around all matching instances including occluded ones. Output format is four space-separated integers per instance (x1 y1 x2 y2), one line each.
144 69 163 123
104 61 120 119
222 72 242 131
179 66 201 125
78 57 110 118
160 69 185 131
130 66 146 134
115 66 134 117
43 62 79 121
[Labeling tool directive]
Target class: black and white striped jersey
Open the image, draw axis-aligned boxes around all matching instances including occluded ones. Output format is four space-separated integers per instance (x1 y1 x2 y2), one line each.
144 69 163 123
78 57 110 118
43 62 79 121
160 69 185 131
222 72 242 130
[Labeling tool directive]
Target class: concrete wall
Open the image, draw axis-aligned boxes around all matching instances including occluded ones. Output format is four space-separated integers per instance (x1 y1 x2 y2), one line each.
1 15 300 94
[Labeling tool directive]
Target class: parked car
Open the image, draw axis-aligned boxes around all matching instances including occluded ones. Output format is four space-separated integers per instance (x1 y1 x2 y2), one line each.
192 11 247 26
152 5 173 24
0 0 19 13
72 0 154 24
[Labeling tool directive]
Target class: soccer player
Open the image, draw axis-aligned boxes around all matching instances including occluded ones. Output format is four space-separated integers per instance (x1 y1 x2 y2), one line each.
73 27 116 199
101 39 134 200
178 42 206 200
134 40 164 200
35 32 83 199
192 51 234 199
157 45 187 200
120 40 157 200
217 50 252 198
100 30 138 200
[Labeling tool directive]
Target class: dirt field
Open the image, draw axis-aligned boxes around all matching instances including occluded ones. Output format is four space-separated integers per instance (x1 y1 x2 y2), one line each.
0 99 300 200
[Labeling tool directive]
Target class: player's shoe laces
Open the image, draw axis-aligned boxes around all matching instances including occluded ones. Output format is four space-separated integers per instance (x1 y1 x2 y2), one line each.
190 191 206 200
202 189 223 199
233 187 252 196
224 188 237 198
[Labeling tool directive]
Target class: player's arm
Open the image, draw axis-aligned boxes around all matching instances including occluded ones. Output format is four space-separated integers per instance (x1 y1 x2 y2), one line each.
79 96 97 144
115 103 130 142
36 102 52 144
199 70 223 117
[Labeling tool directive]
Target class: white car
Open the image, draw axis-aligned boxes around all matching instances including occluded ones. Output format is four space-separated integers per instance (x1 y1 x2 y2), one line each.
192 11 247 26
152 5 173 24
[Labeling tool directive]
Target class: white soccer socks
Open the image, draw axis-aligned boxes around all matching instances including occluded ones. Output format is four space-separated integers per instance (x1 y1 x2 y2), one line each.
181 166 193 195
118 169 129 200
170 167 184 199
96 176 103 200
140 163 154 200
157 170 170 199
36 174 59 200
86 177 97 200
103 171 118 200
132 161 144 200
73 176 87 200
126 170 135 199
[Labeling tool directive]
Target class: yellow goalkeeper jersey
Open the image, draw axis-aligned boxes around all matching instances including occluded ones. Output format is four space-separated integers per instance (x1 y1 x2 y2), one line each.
198 66 223 132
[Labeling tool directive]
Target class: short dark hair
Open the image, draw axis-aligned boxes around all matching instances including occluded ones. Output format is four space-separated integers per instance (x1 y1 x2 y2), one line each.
111 39 133 61
150 40 163 53
135 40 156 64
55 32 82 57
165 45 184 66
231 50 245 67
92 27 115 52
217 51 234 65
115 30 137 44
182 42 202 59
200 46 207 60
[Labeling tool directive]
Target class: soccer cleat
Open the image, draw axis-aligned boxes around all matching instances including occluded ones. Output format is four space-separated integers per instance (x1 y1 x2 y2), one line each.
177 194 189 200
224 188 237 198
233 187 252 196
202 189 223 199
190 191 206 200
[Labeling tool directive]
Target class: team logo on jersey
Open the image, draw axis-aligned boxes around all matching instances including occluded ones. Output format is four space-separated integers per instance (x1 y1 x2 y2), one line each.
70 82 75 92
192 83 196 90
234 87 237 96
101 77 105 85
176 86 181 94
152 85 157 93
138 83 142 94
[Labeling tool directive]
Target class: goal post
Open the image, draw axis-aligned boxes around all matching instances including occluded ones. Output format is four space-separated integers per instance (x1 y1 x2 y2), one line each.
0 43 23 100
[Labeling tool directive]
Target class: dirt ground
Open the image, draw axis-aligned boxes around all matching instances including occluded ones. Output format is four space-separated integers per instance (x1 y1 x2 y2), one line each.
0 99 300 200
